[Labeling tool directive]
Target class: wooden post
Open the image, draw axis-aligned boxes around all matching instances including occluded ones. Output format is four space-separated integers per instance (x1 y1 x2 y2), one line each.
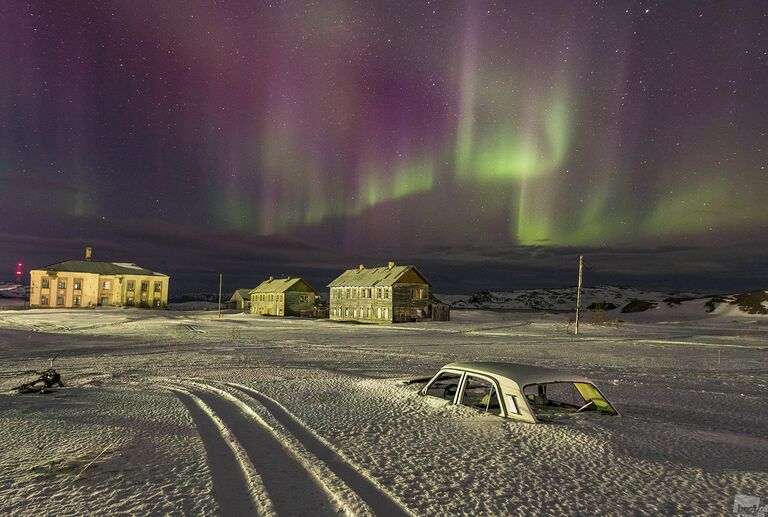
218 273 223 318
575 255 583 335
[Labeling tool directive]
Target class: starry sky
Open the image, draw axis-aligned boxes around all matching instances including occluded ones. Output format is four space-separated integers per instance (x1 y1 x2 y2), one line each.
1 1 767 294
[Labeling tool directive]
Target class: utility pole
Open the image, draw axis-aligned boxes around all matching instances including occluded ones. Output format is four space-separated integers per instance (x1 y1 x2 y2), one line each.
575 255 583 335
218 273 223 318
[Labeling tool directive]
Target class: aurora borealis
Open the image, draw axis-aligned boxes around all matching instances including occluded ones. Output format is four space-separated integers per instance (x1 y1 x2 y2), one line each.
1 1 767 293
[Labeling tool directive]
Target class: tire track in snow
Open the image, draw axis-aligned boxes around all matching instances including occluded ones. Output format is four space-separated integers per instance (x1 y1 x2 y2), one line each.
169 388 271 516
181 323 206 333
229 383 412 517
188 387 341 516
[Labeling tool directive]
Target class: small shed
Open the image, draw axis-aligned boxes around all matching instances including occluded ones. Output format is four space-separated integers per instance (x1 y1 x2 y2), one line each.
249 276 318 317
228 289 253 311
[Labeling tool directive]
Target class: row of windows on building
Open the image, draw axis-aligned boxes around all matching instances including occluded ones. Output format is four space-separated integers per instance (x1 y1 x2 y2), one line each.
41 278 84 290
40 278 162 293
331 287 391 300
254 293 283 302
38 294 161 307
331 306 390 319
330 287 427 300
39 294 83 307
253 294 311 303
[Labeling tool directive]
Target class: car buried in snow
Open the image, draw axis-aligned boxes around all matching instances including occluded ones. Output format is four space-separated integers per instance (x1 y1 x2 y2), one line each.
419 362 619 424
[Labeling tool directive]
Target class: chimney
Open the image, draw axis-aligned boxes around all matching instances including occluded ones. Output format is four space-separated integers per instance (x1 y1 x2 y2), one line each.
387 261 395 270
358 264 365 271
85 246 93 262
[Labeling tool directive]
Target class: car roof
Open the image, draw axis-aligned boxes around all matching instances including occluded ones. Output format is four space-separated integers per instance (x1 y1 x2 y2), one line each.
443 361 595 387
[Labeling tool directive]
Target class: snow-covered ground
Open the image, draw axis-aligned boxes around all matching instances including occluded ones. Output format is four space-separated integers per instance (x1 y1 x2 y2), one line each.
0 308 766 515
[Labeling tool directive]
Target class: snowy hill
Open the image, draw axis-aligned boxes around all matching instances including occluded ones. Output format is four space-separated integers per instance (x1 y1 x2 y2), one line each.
0 282 28 299
437 286 768 317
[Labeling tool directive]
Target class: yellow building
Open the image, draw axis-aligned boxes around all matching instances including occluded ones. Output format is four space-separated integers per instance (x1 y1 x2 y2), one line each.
29 248 170 309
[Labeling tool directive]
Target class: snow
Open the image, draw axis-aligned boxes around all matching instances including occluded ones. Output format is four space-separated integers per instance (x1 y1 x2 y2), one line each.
438 286 768 319
110 262 144 270
0 307 766 515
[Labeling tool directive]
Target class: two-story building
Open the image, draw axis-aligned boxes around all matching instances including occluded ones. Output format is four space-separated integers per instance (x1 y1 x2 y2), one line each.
29 247 169 309
328 262 449 323
249 276 318 316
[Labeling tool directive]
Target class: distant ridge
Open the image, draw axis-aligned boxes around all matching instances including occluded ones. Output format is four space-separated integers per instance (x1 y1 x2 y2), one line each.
437 286 768 317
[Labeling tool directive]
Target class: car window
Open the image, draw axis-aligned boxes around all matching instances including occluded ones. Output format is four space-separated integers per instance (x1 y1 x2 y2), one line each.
460 375 501 415
425 372 461 401
523 382 615 416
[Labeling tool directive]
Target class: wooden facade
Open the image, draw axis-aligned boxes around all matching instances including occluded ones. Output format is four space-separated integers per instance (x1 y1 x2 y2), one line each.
249 277 318 317
328 262 450 324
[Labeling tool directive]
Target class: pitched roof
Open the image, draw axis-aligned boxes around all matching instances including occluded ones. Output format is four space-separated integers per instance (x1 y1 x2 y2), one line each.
249 277 315 294
229 289 253 301
34 260 167 277
327 264 430 287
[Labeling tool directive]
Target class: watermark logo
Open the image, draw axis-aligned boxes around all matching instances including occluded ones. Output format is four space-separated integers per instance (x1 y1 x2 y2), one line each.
734 494 765 517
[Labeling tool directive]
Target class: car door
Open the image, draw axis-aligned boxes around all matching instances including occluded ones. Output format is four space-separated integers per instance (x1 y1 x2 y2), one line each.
456 372 505 416
422 369 465 404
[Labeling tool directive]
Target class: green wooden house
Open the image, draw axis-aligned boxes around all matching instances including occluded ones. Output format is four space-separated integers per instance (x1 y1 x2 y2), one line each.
327 262 450 323
249 277 318 317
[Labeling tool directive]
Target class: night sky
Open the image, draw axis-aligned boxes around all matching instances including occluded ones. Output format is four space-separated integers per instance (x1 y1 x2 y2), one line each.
1 1 767 294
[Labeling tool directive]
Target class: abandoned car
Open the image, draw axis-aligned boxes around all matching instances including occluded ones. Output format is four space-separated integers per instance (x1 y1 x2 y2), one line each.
419 361 619 423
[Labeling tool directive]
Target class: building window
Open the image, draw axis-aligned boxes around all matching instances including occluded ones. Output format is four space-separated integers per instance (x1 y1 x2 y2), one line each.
73 295 81 306
127 281 135 291
56 296 65 306
58 279 66 289
141 281 148 292
154 281 162 293
103 280 111 290
384 307 389 319
74 278 82 290
40 294 49 305
127 297 134 306
377 307 381 319
41 278 50 289
384 288 389 299
299 294 309 303
413 288 425 300
345 307 349 317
